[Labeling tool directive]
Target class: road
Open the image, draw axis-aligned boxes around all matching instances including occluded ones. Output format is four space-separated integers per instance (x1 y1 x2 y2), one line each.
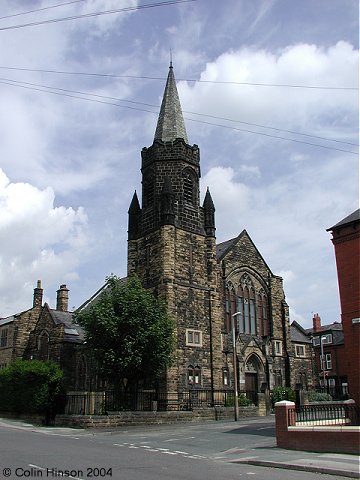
0 416 350 480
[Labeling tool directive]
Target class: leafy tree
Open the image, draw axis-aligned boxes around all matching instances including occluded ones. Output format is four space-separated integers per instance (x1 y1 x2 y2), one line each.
75 274 175 389
0 360 65 424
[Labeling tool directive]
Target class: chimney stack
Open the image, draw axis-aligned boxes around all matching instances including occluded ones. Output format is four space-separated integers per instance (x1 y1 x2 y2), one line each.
33 280 43 308
56 284 69 312
313 313 321 332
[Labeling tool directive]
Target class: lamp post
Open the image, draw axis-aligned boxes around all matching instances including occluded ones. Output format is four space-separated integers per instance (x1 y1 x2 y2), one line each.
231 312 241 421
320 335 327 390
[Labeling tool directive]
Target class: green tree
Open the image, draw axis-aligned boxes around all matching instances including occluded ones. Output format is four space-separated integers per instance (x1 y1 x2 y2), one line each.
75 275 175 389
0 360 64 424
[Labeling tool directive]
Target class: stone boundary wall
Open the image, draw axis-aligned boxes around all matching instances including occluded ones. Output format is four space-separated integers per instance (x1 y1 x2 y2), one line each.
55 406 261 429
275 401 360 455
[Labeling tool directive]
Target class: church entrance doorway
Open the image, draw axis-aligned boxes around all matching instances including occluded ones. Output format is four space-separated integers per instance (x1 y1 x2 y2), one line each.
245 372 257 405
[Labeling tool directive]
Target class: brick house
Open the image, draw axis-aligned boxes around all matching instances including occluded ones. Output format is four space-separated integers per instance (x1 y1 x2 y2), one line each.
306 313 348 398
326 209 360 404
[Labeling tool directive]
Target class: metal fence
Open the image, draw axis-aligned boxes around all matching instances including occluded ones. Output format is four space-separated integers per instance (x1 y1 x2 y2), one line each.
64 389 258 415
291 403 360 426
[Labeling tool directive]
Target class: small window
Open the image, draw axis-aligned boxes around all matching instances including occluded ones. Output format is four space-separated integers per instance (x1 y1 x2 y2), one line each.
295 344 305 357
322 334 332 344
0 328 8 347
186 329 202 347
313 337 320 346
188 365 201 385
223 367 229 386
325 353 332 370
328 378 336 387
274 340 282 356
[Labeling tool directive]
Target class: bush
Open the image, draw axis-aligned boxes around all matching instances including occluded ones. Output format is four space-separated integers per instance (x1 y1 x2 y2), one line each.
0 360 64 424
225 393 253 407
271 386 296 403
307 390 333 402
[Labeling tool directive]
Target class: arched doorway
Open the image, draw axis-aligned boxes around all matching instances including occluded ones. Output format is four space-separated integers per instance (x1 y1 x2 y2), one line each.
245 354 264 405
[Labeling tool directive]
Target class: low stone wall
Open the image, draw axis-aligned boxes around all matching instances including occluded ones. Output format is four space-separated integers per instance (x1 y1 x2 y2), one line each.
275 401 360 455
55 405 261 428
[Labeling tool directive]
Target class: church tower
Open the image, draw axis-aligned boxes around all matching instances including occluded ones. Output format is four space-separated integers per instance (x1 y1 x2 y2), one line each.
127 64 223 393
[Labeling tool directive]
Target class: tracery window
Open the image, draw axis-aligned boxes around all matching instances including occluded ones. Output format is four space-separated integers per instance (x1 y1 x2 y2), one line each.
225 275 269 336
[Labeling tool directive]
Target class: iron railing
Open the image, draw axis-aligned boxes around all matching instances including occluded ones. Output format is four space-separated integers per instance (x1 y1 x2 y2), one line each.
63 389 258 415
290 403 359 426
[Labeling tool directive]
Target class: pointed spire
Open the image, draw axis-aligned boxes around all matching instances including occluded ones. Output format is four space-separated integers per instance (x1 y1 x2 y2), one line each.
203 187 216 237
154 64 188 143
128 191 141 240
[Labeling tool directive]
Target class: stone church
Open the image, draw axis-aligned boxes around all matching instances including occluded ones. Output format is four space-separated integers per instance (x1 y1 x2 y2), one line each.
126 64 294 397
0 65 314 401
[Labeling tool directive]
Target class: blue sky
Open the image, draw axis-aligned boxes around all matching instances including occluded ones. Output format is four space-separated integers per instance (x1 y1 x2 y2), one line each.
0 0 358 327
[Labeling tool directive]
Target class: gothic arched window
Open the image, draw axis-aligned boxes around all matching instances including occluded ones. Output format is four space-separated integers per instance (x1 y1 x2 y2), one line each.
143 170 154 207
38 330 49 360
77 356 87 391
257 290 269 336
182 169 196 205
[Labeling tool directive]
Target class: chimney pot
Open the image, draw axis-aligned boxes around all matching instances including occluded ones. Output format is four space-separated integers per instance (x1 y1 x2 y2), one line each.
33 280 43 308
56 284 69 312
313 313 321 333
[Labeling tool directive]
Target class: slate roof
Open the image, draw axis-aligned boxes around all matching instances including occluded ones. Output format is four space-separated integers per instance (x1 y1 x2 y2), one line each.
154 64 188 143
290 321 311 343
305 321 344 346
216 237 237 258
0 315 15 327
327 208 360 231
49 308 85 343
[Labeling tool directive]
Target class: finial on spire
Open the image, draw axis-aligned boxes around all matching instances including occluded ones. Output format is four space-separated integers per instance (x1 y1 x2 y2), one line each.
170 48 173 68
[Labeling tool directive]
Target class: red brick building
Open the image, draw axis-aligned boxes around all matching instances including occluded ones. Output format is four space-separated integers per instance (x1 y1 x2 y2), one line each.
327 209 360 404
307 313 348 398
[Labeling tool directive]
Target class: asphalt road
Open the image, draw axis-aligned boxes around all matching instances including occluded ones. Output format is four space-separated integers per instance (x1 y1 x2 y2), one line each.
0 416 350 480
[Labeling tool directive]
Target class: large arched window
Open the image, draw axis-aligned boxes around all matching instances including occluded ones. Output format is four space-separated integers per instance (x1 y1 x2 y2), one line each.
38 330 49 360
257 289 269 336
225 282 236 332
235 274 256 335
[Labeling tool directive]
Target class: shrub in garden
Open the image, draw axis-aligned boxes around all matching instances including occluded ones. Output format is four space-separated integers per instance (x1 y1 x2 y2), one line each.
0 360 64 424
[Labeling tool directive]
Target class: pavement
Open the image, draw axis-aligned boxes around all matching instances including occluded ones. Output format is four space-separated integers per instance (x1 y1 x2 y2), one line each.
232 446 360 479
0 416 359 478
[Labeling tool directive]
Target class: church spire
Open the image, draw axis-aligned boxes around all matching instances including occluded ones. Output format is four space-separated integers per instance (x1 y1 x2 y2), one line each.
154 64 188 143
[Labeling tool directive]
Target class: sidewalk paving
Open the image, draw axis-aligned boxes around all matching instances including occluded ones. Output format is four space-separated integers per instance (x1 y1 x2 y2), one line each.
233 446 360 478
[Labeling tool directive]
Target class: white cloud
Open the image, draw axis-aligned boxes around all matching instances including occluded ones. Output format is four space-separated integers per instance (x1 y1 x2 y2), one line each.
179 41 358 137
0 169 88 316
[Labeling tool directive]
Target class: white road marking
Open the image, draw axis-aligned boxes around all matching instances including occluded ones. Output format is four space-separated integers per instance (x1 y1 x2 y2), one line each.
163 436 195 442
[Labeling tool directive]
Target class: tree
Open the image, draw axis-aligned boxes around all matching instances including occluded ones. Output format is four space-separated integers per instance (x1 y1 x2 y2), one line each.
75 275 175 389
0 360 65 424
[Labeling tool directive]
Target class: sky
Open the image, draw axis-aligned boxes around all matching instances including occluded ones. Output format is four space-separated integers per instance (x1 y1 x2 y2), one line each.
0 0 358 328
